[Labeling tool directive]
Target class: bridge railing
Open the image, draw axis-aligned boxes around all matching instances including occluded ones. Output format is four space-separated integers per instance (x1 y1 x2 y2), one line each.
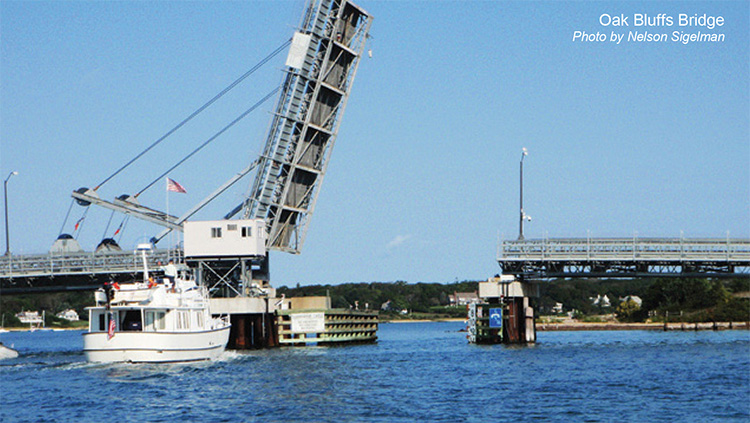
501 238 750 262
0 249 183 280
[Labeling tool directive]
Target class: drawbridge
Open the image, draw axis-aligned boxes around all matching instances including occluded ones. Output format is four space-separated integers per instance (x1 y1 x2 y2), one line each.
2 0 373 294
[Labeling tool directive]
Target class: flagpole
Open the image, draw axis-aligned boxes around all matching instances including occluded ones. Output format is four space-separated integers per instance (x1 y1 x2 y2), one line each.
165 177 170 260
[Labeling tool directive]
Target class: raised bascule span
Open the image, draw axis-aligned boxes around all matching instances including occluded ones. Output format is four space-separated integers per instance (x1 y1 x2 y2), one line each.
4 0 378 349
238 0 372 254
2 0 373 296
69 0 372 258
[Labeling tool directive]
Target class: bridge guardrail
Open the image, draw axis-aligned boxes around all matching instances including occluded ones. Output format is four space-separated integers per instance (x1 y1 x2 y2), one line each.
501 238 750 262
0 249 183 280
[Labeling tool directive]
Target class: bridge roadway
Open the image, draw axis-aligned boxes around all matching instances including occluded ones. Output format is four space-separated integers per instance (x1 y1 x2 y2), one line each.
0 249 182 294
499 237 750 278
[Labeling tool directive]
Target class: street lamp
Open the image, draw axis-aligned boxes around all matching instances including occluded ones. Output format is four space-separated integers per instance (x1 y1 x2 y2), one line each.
518 148 531 240
4 171 18 256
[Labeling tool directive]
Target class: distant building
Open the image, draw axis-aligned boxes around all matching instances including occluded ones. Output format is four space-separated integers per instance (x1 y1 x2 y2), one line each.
551 302 564 314
16 311 42 325
618 295 642 307
381 300 396 312
56 309 80 321
448 292 479 306
591 294 611 307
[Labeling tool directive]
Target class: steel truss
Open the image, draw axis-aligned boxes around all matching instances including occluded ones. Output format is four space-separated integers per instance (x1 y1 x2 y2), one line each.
188 256 270 298
499 237 750 278
0 249 182 293
243 0 372 254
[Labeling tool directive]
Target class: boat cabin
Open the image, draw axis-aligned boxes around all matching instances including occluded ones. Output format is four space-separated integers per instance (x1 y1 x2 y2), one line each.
87 279 212 335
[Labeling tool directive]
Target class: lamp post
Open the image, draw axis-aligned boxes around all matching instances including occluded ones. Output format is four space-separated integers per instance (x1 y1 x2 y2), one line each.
4 171 18 256
518 148 530 240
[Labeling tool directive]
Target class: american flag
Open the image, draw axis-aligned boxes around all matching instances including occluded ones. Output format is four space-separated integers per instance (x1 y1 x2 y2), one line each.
166 178 187 193
107 312 116 340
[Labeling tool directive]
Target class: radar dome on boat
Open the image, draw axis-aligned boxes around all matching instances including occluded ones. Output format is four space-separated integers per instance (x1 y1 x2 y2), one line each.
50 234 84 254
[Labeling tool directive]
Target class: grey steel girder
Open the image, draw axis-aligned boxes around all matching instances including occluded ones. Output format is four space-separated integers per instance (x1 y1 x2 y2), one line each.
242 0 372 254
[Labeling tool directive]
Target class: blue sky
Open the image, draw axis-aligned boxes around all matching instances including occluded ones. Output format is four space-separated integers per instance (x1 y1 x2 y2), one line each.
1 1 748 286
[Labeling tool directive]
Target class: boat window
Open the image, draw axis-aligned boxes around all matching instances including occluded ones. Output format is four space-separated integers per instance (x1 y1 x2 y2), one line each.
242 226 252 237
196 311 204 329
97 312 105 332
145 311 166 331
121 310 142 331
211 227 222 238
227 224 237 231
177 311 190 330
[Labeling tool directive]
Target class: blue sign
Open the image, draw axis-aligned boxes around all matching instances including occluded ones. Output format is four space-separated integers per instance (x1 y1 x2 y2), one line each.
489 308 503 328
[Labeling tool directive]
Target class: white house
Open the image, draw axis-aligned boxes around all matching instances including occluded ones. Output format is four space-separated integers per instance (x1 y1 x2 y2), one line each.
591 294 611 307
16 311 42 325
56 309 80 321
448 292 479 306
619 295 643 307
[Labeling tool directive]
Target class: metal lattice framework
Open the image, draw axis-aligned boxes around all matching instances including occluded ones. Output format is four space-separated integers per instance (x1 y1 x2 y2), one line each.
241 0 372 253
499 238 750 278
2 0 373 296
0 249 182 293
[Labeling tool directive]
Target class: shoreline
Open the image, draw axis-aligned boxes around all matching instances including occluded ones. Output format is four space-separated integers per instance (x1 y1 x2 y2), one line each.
0 327 85 332
6 321 749 332
536 321 750 332
381 319 750 331
382 318 466 323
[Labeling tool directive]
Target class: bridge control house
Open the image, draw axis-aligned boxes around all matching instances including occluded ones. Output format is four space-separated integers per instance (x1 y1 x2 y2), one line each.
184 220 267 259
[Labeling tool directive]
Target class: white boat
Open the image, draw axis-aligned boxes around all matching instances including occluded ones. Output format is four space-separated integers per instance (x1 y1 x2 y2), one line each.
82 245 230 363
0 342 18 360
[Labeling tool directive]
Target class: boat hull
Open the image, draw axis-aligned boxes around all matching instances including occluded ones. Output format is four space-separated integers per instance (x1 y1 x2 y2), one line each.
83 326 230 363
0 344 19 360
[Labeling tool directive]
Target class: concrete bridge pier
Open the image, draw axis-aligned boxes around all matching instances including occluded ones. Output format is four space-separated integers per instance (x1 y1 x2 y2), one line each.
211 297 279 349
467 275 538 344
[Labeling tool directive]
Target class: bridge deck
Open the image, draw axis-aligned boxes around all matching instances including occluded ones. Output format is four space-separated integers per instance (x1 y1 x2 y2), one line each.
0 249 181 293
499 238 750 278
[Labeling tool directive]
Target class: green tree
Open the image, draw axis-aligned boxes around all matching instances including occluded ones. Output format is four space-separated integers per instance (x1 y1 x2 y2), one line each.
616 299 641 322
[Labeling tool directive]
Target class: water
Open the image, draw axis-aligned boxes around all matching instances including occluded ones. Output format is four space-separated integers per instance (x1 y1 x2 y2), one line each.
1 323 748 422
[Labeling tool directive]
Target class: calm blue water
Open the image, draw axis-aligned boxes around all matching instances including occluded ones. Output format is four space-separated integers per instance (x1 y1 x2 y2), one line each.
1 323 748 422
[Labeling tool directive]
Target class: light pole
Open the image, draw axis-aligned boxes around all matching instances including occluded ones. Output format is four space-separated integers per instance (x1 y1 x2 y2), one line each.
518 148 530 240
4 171 18 256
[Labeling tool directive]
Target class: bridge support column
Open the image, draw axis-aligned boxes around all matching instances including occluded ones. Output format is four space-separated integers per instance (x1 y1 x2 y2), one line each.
467 275 537 344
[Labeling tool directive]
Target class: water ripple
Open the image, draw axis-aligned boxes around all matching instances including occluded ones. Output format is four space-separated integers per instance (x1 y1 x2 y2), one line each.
1 323 748 422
